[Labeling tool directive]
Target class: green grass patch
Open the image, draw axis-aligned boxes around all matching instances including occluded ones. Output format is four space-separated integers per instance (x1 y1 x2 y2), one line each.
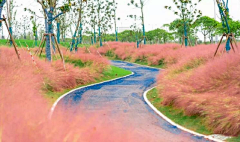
0 39 41 47
96 65 132 81
45 65 132 103
147 88 213 135
227 135 240 142
106 58 165 69
65 58 85 67
0 39 90 48
172 58 205 75
134 60 165 68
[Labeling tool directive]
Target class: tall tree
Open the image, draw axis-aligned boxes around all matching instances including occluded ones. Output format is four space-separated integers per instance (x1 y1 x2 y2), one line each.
169 19 185 43
6 0 17 45
128 0 147 45
86 1 97 44
146 28 173 44
70 0 87 52
96 0 114 47
30 15 39 47
216 0 230 51
59 12 73 42
194 16 218 44
21 16 28 39
37 0 72 61
165 0 202 47
113 0 119 41
86 0 114 47
128 14 142 47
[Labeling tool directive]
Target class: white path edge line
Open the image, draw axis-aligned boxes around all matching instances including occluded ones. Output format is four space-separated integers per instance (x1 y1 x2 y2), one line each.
143 87 224 142
49 72 134 119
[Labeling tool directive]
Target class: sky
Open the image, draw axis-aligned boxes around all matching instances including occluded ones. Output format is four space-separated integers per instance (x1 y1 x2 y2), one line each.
2 0 240 40
116 0 240 31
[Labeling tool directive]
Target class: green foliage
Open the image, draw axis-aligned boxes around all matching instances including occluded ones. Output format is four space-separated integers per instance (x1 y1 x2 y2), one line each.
31 20 37 37
165 0 202 24
193 16 219 43
217 19 240 38
227 135 240 142
216 0 230 33
165 0 202 43
65 58 85 67
106 50 115 57
169 19 189 39
86 0 115 39
101 29 143 42
228 20 240 38
146 28 173 43
59 3 72 13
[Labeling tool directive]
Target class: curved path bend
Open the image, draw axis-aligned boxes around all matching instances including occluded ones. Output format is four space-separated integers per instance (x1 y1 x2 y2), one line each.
53 61 209 142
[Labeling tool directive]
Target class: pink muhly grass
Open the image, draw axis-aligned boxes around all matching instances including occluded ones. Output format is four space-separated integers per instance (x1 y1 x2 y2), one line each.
0 47 145 142
157 47 240 136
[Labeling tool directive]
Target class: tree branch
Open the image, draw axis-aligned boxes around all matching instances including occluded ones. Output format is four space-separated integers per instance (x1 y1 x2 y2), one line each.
53 12 63 21
37 0 46 9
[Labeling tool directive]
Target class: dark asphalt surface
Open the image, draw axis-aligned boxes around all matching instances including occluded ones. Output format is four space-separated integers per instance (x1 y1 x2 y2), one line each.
54 61 210 142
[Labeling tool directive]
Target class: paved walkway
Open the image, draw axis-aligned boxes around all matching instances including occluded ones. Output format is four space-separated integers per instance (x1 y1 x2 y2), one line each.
54 61 209 142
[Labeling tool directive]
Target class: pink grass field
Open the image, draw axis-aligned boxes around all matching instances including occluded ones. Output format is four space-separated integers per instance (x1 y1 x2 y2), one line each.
0 47 147 141
1 42 240 140
94 42 240 136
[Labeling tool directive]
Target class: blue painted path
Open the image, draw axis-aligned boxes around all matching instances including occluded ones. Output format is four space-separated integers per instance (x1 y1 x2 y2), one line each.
54 61 210 142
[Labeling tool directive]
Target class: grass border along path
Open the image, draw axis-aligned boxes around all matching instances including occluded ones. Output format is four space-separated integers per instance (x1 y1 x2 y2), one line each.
227 136 240 142
146 88 212 135
146 87 240 142
45 65 132 103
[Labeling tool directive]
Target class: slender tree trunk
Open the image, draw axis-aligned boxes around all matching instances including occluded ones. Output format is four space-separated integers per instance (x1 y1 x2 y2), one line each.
91 36 93 44
9 27 12 46
57 20 60 44
136 34 139 48
94 25 96 43
184 22 188 47
97 0 103 47
113 0 118 41
204 35 206 44
61 28 64 42
1 27 4 39
71 0 82 52
79 23 83 44
140 2 146 45
24 23 26 39
45 7 55 61
98 26 102 46
35 29 38 47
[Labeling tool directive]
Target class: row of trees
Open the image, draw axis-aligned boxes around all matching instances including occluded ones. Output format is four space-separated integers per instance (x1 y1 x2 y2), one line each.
102 15 240 45
0 0 239 60
0 0 120 60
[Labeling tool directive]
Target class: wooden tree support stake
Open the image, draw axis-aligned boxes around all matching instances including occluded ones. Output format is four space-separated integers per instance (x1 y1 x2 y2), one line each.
36 33 66 70
181 35 192 47
1 15 20 60
214 33 238 57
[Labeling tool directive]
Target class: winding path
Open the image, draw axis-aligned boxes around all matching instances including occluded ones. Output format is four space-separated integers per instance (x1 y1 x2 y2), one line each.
53 61 209 142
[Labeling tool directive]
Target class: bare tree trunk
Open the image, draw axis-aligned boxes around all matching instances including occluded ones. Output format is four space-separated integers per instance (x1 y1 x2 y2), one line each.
70 0 83 52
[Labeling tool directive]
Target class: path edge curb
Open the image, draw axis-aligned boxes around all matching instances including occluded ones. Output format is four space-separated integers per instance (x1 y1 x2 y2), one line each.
143 87 224 142
49 71 134 119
